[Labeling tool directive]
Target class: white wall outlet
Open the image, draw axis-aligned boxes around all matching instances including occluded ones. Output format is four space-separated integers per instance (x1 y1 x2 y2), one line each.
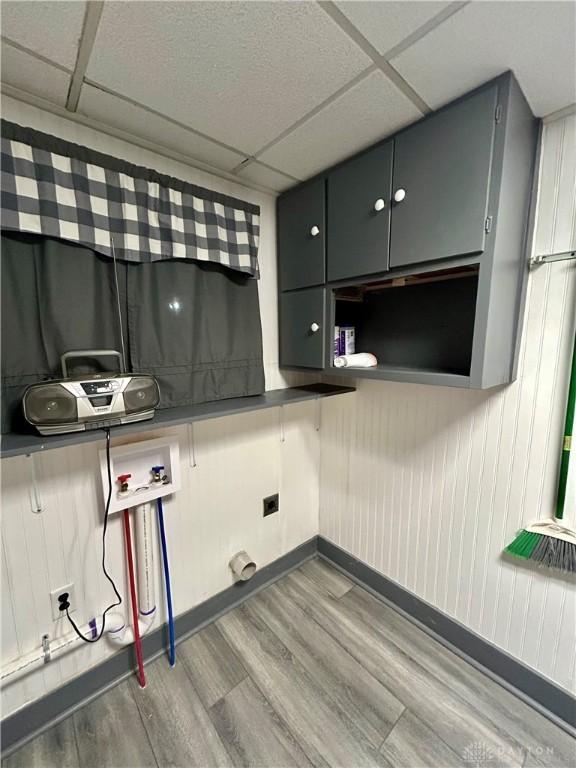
50 584 75 621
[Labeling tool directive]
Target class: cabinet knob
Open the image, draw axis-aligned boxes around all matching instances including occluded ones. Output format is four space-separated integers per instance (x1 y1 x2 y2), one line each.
310 225 320 237
374 198 386 212
394 188 406 203
310 322 320 333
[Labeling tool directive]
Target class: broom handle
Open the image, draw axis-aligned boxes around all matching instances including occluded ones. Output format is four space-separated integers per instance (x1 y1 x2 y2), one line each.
556 327 576 520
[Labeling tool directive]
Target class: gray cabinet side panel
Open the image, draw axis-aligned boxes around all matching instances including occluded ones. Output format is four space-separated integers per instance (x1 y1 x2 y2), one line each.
471 75 539 387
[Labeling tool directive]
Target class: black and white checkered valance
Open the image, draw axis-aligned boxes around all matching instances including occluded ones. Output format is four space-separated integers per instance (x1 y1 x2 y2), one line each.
1 121 260 277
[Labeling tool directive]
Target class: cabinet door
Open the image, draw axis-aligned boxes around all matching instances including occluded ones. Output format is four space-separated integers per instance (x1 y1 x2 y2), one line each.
280 288 325 369
278 178 325 291
390 84 498 269
327 141 393 282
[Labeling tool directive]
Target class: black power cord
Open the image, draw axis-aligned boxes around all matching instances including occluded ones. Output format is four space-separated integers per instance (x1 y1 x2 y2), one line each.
62 427 123 643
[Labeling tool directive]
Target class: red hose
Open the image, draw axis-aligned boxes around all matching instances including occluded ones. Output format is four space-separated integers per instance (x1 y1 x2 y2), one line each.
123 509 146 688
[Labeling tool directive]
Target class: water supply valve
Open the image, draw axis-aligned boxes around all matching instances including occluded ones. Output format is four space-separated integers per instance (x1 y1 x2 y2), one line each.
151 465 169 485
117 473 132 497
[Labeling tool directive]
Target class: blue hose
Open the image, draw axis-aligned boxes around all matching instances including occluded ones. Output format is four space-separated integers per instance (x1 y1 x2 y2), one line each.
157 497 175 666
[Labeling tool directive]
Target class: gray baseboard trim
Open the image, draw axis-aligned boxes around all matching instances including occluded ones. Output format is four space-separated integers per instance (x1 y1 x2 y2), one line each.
317 536 576 735
1 536 317 757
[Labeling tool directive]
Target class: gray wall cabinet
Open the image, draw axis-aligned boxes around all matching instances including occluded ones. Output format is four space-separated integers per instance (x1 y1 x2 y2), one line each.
327 141 393 282
277 72 539 388
278 177 325 291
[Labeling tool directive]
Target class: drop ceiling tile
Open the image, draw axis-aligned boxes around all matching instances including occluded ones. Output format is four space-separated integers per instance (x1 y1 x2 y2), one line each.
1 45 70 106
235 161 296 193
392 1 576 117
86 1 372 155
335 1 452 55
258 70 421 179
1 1 85 69
78 85 245 172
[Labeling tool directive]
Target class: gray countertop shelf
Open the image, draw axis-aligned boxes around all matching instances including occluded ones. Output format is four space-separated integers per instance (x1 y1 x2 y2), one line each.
0 383 355 459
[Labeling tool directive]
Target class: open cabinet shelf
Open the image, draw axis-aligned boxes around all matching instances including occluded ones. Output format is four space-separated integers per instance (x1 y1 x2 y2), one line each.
331 265 479 385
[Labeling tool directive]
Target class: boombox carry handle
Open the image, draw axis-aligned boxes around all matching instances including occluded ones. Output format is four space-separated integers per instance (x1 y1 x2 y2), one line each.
60 350 125 377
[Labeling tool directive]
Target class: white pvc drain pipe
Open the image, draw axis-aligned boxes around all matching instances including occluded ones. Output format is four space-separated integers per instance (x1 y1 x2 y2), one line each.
229 551 257 582
108 502 156 647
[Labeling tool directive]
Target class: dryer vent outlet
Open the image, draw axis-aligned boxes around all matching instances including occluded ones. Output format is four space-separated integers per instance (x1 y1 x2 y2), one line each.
229 551 257 582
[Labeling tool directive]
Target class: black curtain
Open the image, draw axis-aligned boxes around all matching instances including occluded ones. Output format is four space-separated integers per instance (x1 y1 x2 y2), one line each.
1 232 264 433
127 259 265 408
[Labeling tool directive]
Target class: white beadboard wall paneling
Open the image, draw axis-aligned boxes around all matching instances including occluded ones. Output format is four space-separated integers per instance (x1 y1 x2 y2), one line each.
1 403 321 718
279 402 321 553
319 113 576 695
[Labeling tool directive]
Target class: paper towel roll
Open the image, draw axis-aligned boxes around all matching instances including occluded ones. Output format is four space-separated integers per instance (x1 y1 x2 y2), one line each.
333 353 378 368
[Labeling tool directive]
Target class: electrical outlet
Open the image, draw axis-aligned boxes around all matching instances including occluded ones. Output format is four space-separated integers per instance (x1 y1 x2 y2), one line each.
50 584 75 621
263 493 279 517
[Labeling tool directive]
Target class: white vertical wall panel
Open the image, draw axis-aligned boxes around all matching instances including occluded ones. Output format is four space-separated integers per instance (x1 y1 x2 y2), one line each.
320 113 576 695
1 405 320 718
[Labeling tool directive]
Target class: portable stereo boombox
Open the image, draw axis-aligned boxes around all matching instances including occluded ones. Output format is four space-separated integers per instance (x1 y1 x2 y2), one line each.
23 350 160 436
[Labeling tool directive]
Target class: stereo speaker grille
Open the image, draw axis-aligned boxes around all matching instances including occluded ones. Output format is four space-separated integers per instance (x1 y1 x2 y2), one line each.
123 377 160 413
24 384 78 425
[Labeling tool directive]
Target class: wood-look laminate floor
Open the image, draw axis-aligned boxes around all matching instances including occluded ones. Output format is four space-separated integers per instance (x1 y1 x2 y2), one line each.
3 559 575 768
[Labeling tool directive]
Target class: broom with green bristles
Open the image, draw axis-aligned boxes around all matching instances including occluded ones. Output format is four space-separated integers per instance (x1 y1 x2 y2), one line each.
505 327 576 573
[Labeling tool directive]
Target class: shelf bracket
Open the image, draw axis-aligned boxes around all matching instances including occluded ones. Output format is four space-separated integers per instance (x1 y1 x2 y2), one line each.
279 406 286 444
529 250 576 269
28 454 43 514
41 634 51 664
187 423 198 468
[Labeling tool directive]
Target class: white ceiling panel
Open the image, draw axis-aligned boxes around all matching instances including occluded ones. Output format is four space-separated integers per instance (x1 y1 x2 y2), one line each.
392 1 576 117
78 85 245 172
85 1 371 155
334 0 452 55
1 1 85 69
258 70 421 179
1 45 70 106
235 161 296 193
